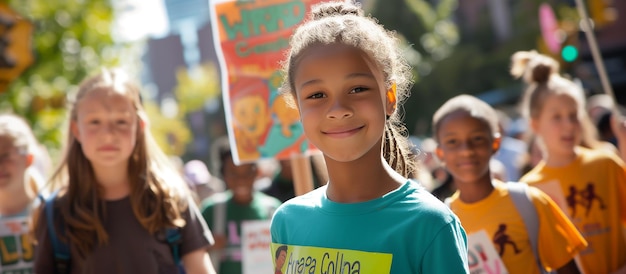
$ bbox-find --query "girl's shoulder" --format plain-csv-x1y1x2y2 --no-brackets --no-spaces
270,186,325,230
405,181,460,222
578,146,625,168
353,180,461,227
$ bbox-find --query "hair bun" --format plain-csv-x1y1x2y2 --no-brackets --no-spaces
510,50,559,84
311,0,363,20
529,62,555,83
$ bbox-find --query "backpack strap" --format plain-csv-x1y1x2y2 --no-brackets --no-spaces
507,182,551,274
165,228,186,274
45,190,70,274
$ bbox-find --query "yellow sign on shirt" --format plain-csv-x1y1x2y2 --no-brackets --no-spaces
270,243,392,274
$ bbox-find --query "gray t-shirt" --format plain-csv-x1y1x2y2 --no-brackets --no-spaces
34,196,213,274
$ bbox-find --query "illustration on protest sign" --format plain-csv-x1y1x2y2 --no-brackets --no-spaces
210,0,325,164
0,4,34,93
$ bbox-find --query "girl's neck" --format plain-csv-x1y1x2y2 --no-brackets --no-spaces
0,186,32,216
324,153,404,203
455,173,495,204
92,165,131,200
544,148,578,167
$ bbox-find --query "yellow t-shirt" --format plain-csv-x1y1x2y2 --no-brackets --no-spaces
448,180,587,274
521,147,626,274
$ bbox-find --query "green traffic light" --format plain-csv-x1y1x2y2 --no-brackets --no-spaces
561,45,579,62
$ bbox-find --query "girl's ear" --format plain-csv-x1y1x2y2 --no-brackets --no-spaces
70,121,81,142
434,146,445,162
492,134,502,152
385,83,397,116
138,111,150,129
26,154,34,167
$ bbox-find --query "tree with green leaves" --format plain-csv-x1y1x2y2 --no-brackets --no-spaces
1,0,128,160
370,0,578,136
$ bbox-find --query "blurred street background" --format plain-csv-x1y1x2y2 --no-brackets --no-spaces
1,0,625,170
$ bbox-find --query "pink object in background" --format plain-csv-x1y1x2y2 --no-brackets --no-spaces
539,3,561,54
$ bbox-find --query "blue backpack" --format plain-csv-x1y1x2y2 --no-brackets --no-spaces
43,191,185,274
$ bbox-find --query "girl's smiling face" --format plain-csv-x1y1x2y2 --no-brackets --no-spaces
436,110,499,186
293,44,395,163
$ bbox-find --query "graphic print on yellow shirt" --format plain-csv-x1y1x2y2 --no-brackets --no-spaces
493,224,522,256
270,243,392,274
564,183,606,219
449,181,586,274
520,147,626,274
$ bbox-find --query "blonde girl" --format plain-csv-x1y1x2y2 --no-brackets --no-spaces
514,50,626,274
33,68,216,274
0,113,44,273
269,1,469,273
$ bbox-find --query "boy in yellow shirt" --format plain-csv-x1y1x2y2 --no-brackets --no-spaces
433,95,587,274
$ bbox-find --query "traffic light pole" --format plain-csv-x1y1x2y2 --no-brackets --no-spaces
573,0,616,109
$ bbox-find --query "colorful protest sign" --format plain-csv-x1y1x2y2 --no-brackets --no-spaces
241,220,272,274
270,243,393,274
0,4,34,94
467,230,509,274
209,0,324,164
0,217,34,274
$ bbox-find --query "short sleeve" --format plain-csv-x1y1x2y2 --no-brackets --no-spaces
531,186,587,270
180,199,214,256
270,203,288,245
420,218,469,273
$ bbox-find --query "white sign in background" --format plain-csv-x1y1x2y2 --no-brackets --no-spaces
241,220,272,274
467,230,509,274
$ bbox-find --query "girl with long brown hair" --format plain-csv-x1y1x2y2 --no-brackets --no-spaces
33,68,216,274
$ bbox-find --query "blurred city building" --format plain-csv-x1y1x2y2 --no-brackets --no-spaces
113,0,225,163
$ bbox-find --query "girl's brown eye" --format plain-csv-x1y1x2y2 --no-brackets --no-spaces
308,93,324,99
350,87,369,93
